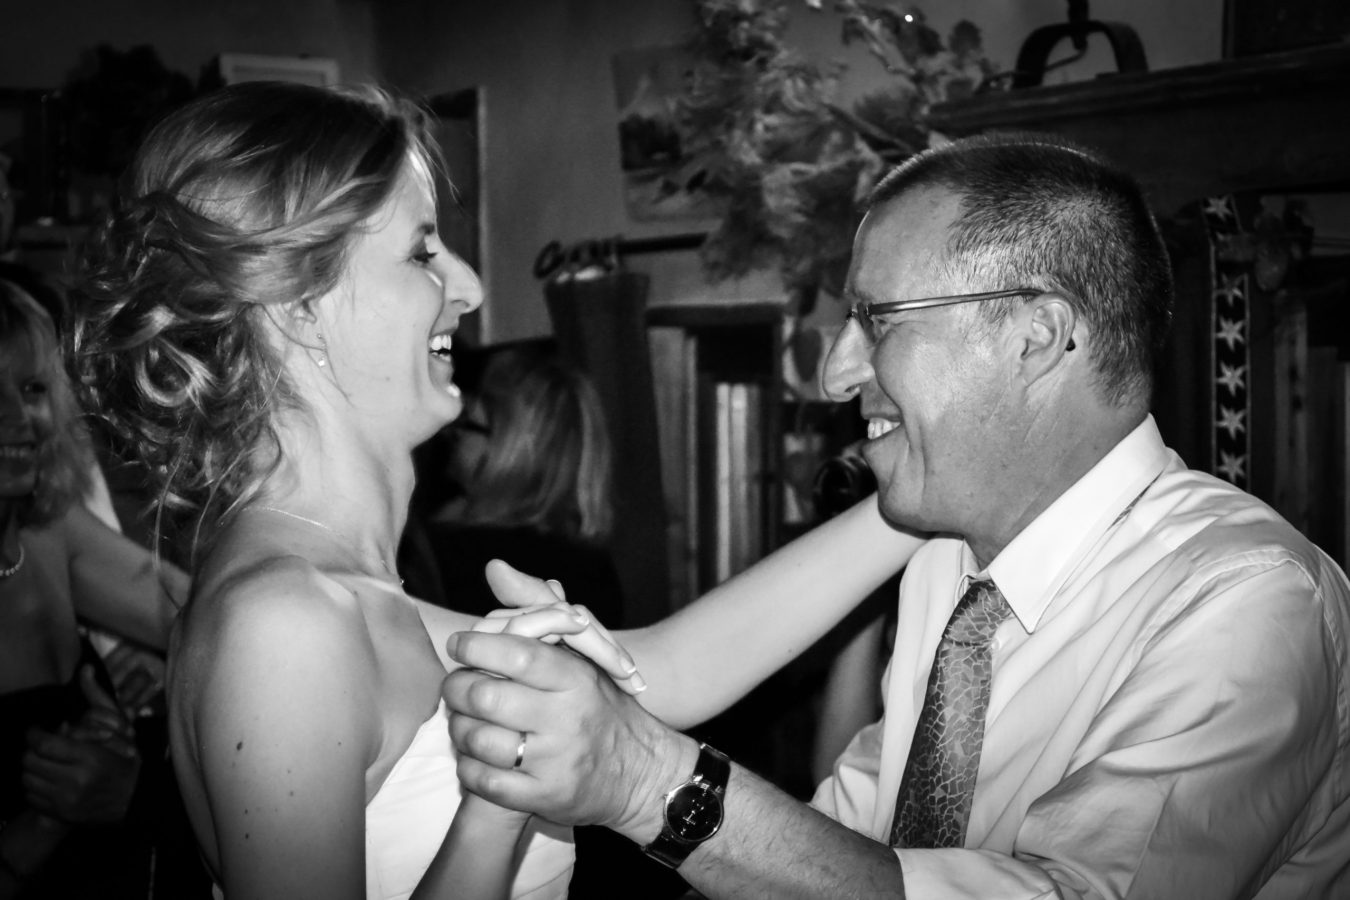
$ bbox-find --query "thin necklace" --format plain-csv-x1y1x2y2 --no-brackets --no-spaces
249,505,403,587
0,541,23,579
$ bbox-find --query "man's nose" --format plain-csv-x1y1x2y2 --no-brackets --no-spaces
821,315,873,402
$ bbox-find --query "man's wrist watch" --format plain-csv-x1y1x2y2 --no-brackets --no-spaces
642,742,730,869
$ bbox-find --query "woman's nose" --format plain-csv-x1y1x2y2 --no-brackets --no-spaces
821,315,874,402
438,253,484,314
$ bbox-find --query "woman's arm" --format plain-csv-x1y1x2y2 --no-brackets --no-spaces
64,504,189,650
413,794,528,900
195,567,528,900
413,601,479,672
479,495,924,729
194,575,373,899
625,494,922,727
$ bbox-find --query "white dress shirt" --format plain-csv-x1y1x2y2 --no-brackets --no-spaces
812,417,1350,899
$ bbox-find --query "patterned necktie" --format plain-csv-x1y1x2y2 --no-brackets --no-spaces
890,578,1012,848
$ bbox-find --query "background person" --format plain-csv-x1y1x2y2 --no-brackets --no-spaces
405,340,652,899
409,341,624,630
0,278,190,898
442,132,1350,899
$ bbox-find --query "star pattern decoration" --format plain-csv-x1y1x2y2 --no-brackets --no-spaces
1217,451,1247,483
1217,406,1247,440
1206,194,1250,489
1204,196,1235,221
1216,316,1246,351
1216,362,1247,395
1214,274,1246,307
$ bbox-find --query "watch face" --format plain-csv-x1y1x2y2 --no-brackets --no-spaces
665,783,723,842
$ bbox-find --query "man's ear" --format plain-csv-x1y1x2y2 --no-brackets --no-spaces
1016,293,1078,385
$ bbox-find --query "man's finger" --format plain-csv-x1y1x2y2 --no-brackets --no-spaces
447,712,536,771
442,666,547,733
453,754,551,817
445,631,589,691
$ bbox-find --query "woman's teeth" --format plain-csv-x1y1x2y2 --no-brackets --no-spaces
429,333,453,359
868,419,898,440
0,444,34,461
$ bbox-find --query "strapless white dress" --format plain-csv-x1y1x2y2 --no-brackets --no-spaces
212,700,575,899
367,699,574,899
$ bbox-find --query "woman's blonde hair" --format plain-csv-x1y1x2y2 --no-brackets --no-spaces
0,279,93,527
71,81,442,561
449,345,614,542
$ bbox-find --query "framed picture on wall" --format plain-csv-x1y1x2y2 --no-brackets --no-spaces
218,53,339,86
611,46,721,223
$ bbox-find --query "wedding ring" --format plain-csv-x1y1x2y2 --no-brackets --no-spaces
513,731,528,770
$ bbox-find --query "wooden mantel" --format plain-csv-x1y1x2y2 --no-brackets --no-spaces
926,44,1350,215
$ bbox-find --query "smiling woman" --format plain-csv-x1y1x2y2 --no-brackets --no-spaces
68,81,634,900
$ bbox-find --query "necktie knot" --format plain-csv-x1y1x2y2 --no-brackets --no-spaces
946,579,1011,645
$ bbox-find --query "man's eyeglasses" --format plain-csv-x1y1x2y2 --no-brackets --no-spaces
847,288,1040,344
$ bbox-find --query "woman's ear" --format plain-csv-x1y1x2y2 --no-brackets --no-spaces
1017,293,1078,385
266,299,328,368
293,298,320,326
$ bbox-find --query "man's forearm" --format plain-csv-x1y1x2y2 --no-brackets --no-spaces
617,731,907,899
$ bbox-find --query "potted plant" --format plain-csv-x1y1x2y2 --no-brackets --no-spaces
671,0,1004,315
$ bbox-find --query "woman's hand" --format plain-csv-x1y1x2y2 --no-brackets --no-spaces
101,641,166,717
471,560,646,695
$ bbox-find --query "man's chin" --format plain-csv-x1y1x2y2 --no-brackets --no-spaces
875,493,943,539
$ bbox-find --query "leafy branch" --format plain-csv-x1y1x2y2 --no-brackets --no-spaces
671,0,1002,306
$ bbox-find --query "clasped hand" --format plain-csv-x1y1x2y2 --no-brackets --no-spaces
442,560,671,835
22,665,141,826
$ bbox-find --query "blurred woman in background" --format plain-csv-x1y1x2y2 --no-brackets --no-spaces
0,278,187,898
416,343,625,630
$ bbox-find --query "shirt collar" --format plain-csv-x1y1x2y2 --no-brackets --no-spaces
983,415,1172,631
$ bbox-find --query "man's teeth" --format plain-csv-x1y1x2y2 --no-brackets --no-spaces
0,445,34,460
868,419,898,440
429,333,453,356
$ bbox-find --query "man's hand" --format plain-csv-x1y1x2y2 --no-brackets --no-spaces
474,560,647,695
21,666,140,825
443,630,694,842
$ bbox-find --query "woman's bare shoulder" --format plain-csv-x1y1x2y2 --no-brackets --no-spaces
173,552,375,714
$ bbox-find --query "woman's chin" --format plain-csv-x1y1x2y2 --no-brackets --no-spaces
422,385,464,434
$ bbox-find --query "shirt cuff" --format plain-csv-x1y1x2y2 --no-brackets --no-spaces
897,848,1062,899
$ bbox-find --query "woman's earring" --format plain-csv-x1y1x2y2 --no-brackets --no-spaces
315,330,328,368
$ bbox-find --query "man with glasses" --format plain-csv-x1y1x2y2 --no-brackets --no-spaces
443,132,1350,898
